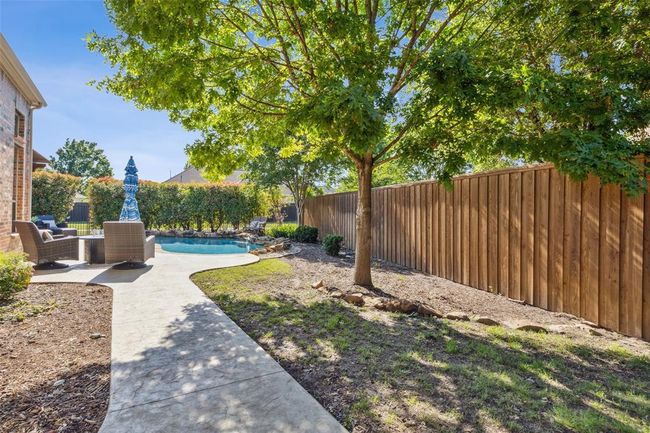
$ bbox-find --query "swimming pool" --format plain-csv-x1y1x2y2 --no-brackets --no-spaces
155,236,263,254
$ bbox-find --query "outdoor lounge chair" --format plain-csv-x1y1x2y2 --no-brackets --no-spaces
34,215,77,237
247,217,267,235
14,221,79,269
103,221,155,269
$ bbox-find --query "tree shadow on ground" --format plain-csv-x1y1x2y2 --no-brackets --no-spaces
197,274,650,433
0,362,110,433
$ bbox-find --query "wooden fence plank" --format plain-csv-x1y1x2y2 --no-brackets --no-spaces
488,175,499,293
535,169,550,309
420,183,431,274
462,178,470,285
509,172,522,300
642,187,650,340
599,184,620,331
548,169,564,311
581,176,600,323
470,177,479,287
447,186,455,280
521,171,535,303
564,178,582,316
432,184,439,275
439,185,447,278
620,193,644,337
479,177,488,291
498,173,510,296
454,182,462,282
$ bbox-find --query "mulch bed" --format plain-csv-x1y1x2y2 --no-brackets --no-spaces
0,283,112,433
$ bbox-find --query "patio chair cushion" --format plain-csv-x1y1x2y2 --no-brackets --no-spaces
39,230,54,241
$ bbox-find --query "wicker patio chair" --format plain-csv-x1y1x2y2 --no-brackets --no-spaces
103,221,155,269
14,221,79,269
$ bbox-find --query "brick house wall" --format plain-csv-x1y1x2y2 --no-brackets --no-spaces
0,71,33,251
0,34,46,252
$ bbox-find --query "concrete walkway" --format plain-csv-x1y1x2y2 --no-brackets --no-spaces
32,250,347,433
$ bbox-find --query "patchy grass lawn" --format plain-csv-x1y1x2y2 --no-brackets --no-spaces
193,257,650,433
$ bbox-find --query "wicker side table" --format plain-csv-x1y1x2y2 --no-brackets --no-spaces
80,235,105,264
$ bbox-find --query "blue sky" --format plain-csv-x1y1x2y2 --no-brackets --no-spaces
0,0,198,181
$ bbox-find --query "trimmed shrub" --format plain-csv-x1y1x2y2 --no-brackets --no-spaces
291,225,318,243
0,252,32,300
87,179,268,231
31,171,81,222
86,177,122,227
267,223,298,238
322,234,344,256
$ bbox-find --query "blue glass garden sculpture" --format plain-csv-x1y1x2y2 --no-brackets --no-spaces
119,156,141,221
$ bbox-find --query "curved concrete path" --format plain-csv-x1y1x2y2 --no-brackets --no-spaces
32,250,347,433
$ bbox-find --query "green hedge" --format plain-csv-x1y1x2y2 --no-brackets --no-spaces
0,252,32,300
87,179,267,230
31,171,81,222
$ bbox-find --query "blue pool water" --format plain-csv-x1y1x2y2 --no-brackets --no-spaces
155,236,263,254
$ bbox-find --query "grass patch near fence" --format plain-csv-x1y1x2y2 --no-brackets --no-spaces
193,258,650,433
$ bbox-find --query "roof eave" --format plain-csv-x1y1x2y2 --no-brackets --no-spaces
0,33,47,109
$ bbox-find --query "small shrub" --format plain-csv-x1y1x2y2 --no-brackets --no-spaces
291,225,318,243
267,223,297,238
0,252,32,300
323,234,344,256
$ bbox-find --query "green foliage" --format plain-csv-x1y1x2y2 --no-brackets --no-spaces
291,225,318,243
322,234,344,256
0,252,32,301
49,139,113,186
86,179,266,230
337,160,429,191
266,223,298,239
31,171,81,222
90,0,650,284
86,177,123,227
236,140,341,224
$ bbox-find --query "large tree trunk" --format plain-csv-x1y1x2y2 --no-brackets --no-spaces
354,155,373,286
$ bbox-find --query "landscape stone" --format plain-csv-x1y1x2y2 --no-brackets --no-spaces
311,280,324,289
516,324,548,333
445,311,470,321
417,304,443,318
376,299,418,314
343,293,365,306
474,316,500,326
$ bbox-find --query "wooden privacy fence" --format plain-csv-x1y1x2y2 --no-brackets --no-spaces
304,163,650,341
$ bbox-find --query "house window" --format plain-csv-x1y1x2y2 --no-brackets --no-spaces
14,110,26,141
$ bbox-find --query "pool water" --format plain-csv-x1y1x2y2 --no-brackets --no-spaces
155,236,263,254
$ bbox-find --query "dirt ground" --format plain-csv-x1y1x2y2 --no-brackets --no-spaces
293,244,650,354
0,283,112,433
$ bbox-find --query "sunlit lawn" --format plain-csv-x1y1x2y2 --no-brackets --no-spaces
193,259,650,433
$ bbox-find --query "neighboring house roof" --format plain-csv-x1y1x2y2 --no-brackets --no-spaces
163,166,209,183
164,166,248,184
164,165,294,197
0,33,46,108
32,149,49,170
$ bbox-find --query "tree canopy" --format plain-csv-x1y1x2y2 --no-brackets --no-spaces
49,139,114,185
239,139,341,224
89,0,650,285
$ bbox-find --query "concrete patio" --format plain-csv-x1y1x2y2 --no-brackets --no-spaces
32,250,347,433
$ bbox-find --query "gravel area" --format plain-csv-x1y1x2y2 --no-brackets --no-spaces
0,283,112,433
